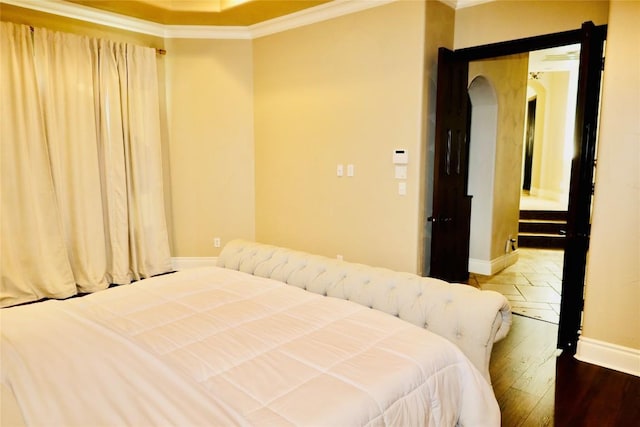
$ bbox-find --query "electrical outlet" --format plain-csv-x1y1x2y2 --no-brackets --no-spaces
505,235,517,253
214,237,221,248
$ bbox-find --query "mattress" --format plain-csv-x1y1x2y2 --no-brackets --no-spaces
0,266,500,426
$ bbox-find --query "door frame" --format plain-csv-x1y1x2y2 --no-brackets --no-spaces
430,22,607,352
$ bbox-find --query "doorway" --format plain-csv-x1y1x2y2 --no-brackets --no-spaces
428,22,607,352
466,49,570,325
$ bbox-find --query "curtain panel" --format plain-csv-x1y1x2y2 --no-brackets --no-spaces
0,22,171,307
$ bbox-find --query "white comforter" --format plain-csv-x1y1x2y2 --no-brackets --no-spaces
1,267,500,426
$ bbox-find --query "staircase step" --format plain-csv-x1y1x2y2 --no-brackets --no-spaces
518,209,569,249
518,233,566,249
519,220,567,234
520,210,568,221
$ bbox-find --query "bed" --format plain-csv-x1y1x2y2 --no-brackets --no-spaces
1,239,511,426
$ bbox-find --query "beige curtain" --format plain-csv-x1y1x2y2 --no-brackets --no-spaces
0,22,171,307
1,22,77,304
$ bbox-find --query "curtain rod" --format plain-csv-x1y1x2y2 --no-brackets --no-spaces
27,25,167,55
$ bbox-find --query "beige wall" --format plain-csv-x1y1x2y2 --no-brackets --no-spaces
164,38,255,256
581,0,640,350
253,0,431,273
454,0,609,49
535,71,571,201
526,81,547,195
469,54,529,261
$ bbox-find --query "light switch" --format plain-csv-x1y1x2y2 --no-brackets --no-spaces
337,164,344,177
398,182,407,196
347,164,354,177
394,165,407,179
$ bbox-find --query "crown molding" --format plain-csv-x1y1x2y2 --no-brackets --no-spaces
164,25,251,40
248,0,396,39
4,0,496,40
455,0,496,9
2,0,401,40
439,0,457,8
1,0,166,37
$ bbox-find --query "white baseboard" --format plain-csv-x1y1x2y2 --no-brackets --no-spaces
469,250,519,275
576,336,640,377
171,257,218,271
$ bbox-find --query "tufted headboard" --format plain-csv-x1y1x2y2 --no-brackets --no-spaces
217,239,512,383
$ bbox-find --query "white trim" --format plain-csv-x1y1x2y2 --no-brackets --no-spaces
469,250,519,276
248,0,397,39
2,0,166,37
171,257,218,271
410,0,496,10
455,0,496,10
439,0,457,8
2,0,399,40
576,336,640,377
164,25,251,39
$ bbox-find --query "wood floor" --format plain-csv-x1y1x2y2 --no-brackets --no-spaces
490,314,640,426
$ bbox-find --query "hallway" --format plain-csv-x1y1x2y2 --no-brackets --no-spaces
469,248,563,324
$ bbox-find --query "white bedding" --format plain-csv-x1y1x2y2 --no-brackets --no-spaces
1,267,500,426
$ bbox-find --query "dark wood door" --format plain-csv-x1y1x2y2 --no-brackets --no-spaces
429,22,606,351
557,22,607,352
523,98,537,191
429,48,472,282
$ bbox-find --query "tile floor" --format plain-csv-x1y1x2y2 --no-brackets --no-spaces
468,248,564,324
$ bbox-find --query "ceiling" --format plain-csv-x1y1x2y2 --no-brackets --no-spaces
0,0,498,39
529,43,581,72
59,0,492,27
64,0,335,26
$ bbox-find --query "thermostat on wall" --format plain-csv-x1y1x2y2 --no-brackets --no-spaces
393,149,408,164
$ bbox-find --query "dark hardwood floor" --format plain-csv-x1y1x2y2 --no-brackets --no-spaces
490,314,640,426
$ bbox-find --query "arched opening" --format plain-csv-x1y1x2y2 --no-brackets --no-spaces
467,75,498,274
